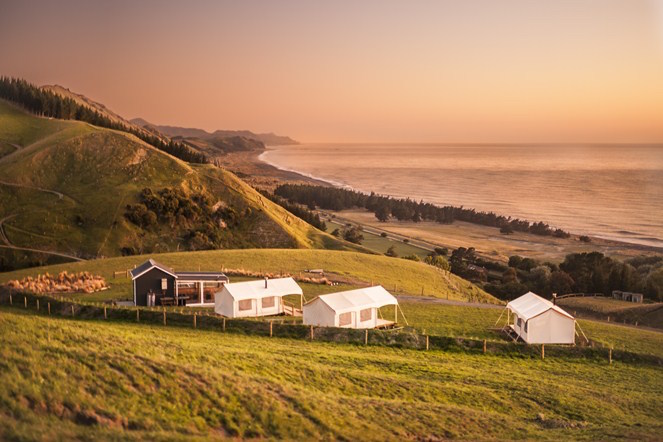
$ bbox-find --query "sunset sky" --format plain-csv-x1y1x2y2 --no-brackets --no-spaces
1,0,662,143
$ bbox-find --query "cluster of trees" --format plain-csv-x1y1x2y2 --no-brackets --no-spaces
258,191,327,231
0,77,208,164
331,225,364,244
274,184,570,237
124,187,245,252
448,248,663,302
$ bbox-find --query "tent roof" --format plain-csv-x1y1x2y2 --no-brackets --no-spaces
311,286,398,314
130,259,177,280
222,277,302,301
507,291,573,320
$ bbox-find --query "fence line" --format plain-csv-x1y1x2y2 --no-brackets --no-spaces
0,289,659,366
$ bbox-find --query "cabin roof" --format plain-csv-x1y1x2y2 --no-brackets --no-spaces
175,271,228,282
309,286,397,315
221,277,303,301
506,291,573,320
130,259,177,280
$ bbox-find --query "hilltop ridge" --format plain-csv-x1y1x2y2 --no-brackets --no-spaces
0,98,352,271
131,118,299,146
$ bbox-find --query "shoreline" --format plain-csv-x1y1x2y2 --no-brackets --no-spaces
257,148,663,253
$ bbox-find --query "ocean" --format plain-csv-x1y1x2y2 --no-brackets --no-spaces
260,144,663,248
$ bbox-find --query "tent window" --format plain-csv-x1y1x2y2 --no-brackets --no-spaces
161,278,168,290
360,308,372,322
339,312,352,326
262,296,275,308
238,299,252,311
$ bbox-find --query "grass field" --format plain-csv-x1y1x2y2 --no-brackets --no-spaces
558,297,663,330
0,307,661,440
0,249,497,304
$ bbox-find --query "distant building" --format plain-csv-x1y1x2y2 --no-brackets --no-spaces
130,259,228,307
612,290,644,303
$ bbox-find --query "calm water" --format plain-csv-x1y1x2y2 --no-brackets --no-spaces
260,144,663,248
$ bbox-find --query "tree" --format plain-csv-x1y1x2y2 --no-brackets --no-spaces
343,227,364,244
331,228,340,237
549,271,574,295
500,224,514,235
385,245,398,258
530,265,552,295
502,267,519,284
424,254,450,271
434,247,448,256
374,204,390,222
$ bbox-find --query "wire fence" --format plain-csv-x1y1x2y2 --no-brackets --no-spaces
0,287,659,366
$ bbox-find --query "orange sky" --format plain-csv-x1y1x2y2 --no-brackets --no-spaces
1,0,662,143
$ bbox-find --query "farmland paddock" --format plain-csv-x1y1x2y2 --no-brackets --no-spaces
0,287,659,366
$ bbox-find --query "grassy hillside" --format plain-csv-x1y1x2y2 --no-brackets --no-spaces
558,297,663,330
0,249,496,303
0,100,353,270
0,308,661,440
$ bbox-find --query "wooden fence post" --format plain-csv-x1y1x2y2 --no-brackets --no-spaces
163,310,166,326
425,335,429,351
607,316,610,322
24,296,27,308
483,339,487,354
541,344,545,360
104,306,107,320
36,299,40,311
71,305,75,317
269,320,273,337
9,294,12,305
47,302,51,316
222,317,226,332
310,325,314,341
364,329,368,345
609,348,612,365
194,313,197,329
136,309,140,322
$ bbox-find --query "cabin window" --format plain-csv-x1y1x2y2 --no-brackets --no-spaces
262,296,275,308
360,308,372,322
517,317,522,328
524,321,528,332
238,299,252,311
161,278,168,290
338,312,352,326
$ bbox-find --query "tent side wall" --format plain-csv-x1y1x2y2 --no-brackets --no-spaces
255,295,283,317
303,299,336,327
355,307,378,329
214,288,235,317
526,310,575,344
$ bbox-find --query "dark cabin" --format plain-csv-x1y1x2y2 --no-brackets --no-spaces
130,259,177,306
130,259,229,307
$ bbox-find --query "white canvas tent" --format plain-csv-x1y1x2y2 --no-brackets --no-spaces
214,277,303,318
505,291,575,344
303,286,399,329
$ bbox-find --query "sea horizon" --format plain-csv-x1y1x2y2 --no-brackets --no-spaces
260,143,663,249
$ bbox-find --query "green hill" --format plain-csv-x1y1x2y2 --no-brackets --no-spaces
0,100,352,271
0,305,660,440
0,249,497,303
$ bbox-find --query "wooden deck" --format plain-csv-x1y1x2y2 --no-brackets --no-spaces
375,319,396,329
283,304,302,317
